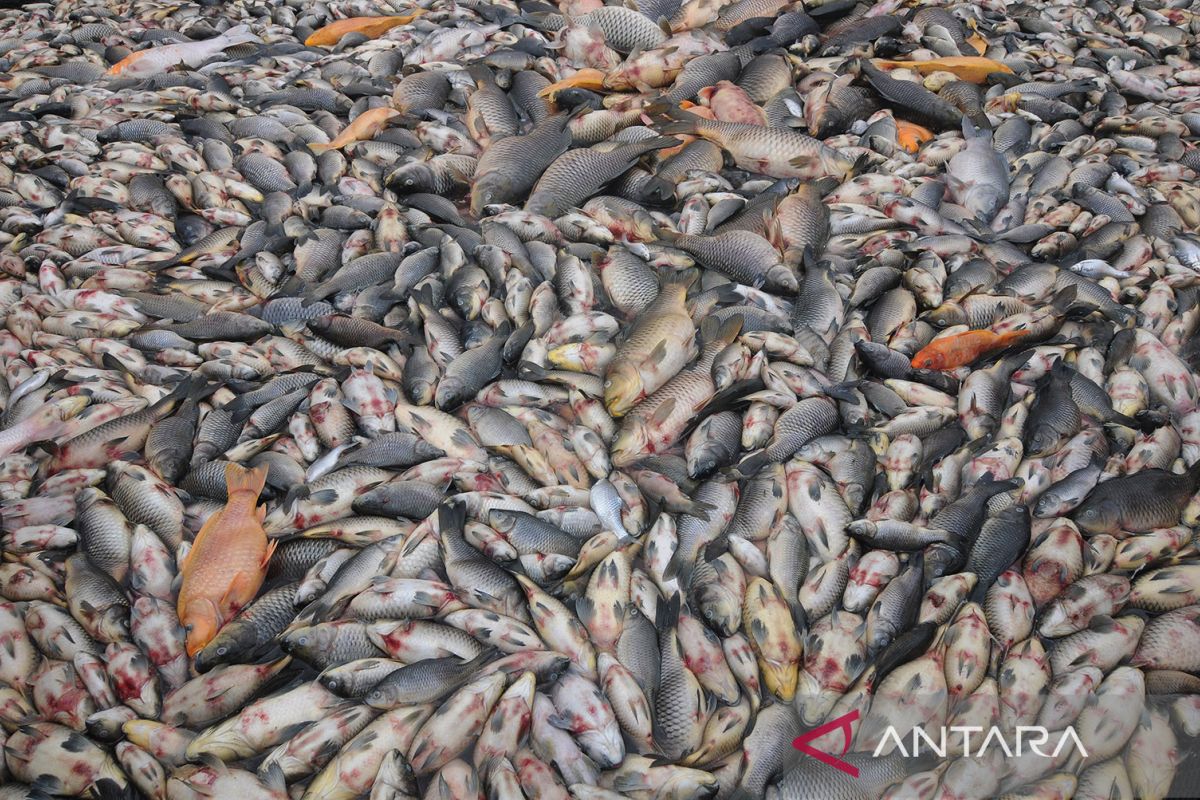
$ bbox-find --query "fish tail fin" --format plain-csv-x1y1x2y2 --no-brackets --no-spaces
823,381,863,404
412,283,438,310
1131,407,1167,432
657,119,697,136
518,360,548,380
467,62,496,85
639,175,675,205
640,98,670,117
516,11,556,29
655,591,682,630
651,104,700,132
302,281,330,303
186,375,218,402
259,763,285,794
469,645,500,668
699,313,743,347
89,779,136,800
1049,283,1080,312
702,534,729,562
661,266,699,289
967,577,988,605
637,136,684,155
654,226,680,244
148,374,204,416
848,152,871,178
221,24,264,46
733,450,769,477
225,462,269,498
662,547,687,584
437,501,467,535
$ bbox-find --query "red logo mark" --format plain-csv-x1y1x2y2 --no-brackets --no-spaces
792,709,861,778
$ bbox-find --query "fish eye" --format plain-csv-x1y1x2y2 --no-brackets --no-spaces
216,646,227,656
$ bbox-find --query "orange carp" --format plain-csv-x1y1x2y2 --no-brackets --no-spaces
304,12,426,47
177,463,276,657
309,107,401,153
911,328,1026,371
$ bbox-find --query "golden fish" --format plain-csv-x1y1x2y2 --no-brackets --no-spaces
177,463,276,658
872,56,1014,84
304,12,427,47
309,108,401,153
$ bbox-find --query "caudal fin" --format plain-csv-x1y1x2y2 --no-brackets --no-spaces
225,462,268,498
220,24,264,47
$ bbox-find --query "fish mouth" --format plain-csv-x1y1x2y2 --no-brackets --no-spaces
795,678,841,726
580,729,626,769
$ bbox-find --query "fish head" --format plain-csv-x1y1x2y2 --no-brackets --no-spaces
364,681,399,710
1073,497,1117,535
760,657,799,702
53,395,91,420
842,482,868,515
866,623,894,655
922,540,964,585
923,301,966,329
433,376,469,411
1037,603,1070,638
911,349,946,371
1024,424,1061,459
603,363,642,417
97,606,131,644
794,671,840,725
194,621,260,673
386,161,436,193
181,601,220,659
281,624,334,658
469,176,506,218
693,584,740,637
578,727,626,769
486,509,518,534
1032,489,1065,518
610,418,649,468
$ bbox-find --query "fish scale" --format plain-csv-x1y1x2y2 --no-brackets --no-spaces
3,0,1200,798
526,137,678,218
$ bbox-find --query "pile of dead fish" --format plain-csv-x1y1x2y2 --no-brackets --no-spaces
5,0,1200,797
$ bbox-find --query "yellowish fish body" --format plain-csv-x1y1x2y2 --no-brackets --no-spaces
177,463,275,657
304,12,426,47
309,108,401,153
